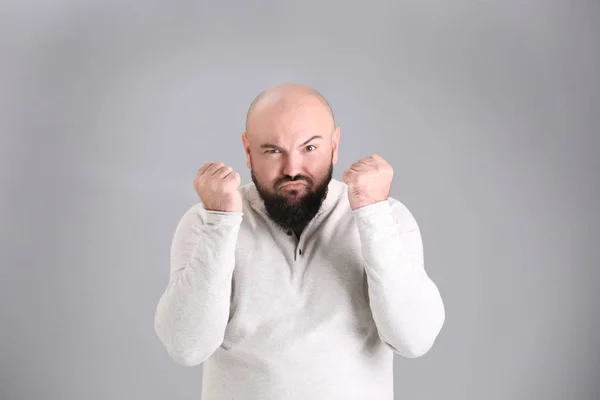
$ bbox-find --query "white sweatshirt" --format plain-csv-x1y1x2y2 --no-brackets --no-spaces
154,178,445,400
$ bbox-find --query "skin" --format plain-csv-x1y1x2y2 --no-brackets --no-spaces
241,83,341,205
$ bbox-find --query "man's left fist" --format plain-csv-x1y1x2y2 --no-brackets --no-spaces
342,154,393,210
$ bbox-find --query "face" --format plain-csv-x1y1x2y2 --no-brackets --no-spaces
242,94,340,232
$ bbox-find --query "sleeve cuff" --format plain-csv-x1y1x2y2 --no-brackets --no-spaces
202,209,244,226
352,199,393,221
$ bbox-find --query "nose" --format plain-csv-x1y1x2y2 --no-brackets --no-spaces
282,153,302,179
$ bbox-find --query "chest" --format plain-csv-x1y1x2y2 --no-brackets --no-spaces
221,211,375,352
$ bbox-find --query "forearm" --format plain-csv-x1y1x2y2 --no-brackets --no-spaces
154,209,242,366
353,200,445,358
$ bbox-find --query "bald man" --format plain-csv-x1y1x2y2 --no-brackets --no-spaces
154,83,445,400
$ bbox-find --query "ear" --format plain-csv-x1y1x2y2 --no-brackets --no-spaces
331,126,340,165
241,132,252,169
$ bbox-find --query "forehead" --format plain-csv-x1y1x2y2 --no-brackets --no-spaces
248,95,333,144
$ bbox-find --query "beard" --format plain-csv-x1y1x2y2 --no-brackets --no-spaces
251,162,333,233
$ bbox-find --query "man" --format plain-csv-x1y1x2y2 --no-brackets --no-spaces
154,83,445,399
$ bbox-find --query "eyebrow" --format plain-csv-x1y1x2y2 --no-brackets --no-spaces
260,135,323,149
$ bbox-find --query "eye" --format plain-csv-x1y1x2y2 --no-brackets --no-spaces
305,145,317,152
265,148,280,154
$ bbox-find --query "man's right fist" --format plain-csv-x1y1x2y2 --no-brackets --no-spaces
193,162,243,213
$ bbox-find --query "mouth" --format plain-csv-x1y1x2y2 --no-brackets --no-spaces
280,181,307,189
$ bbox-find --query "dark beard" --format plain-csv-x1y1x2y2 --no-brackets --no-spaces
251,164,333,234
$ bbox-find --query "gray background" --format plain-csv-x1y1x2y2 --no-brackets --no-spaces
1,1,598,399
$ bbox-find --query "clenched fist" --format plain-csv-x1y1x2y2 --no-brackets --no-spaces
193,162,243,213
342,154,393,210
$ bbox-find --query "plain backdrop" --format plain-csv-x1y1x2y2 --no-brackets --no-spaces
1,1,598,399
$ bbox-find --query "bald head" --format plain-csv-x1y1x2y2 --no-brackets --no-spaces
245,83,335,133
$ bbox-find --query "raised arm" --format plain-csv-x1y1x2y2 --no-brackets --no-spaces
154,162,244,366
342,154,445,358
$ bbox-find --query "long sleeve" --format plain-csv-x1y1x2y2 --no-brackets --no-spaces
352,199,445,358
154,204,243,366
